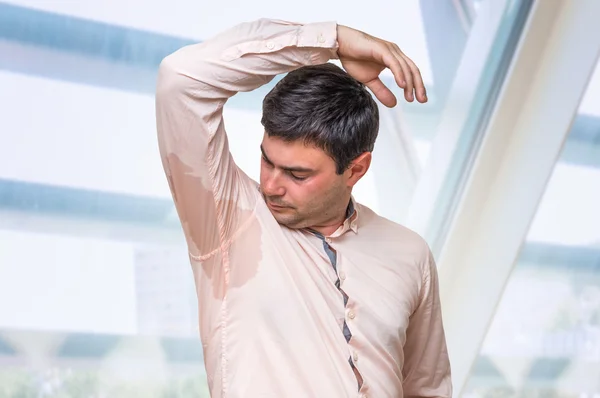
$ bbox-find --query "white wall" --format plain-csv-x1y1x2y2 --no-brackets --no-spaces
0,229,138,334
527,163,600,246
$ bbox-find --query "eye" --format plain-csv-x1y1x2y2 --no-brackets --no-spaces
289,172,308,181
261,155,273,167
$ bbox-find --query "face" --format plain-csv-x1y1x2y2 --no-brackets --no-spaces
259,133,370,230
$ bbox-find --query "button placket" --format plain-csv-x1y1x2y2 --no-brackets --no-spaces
310,228,364,391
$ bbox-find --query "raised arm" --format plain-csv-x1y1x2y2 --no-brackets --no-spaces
155,18,427,261
155,19,339,260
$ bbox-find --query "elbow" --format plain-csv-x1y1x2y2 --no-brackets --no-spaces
156,53,187,99
156,47,215,101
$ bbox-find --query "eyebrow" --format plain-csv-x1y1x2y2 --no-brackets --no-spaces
260,145,315,173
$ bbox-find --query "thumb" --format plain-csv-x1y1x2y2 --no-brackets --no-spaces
365,78,397,108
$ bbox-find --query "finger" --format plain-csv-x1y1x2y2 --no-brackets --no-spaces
365,77,397,108
402,53,427,103
390,46,415,102
373,44,407,89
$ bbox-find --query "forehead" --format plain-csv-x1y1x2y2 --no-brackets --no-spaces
260,133,334,169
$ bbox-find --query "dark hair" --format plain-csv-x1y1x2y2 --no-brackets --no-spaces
261,63,379,174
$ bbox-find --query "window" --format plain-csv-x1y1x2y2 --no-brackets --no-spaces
0,1,530,395
463,56,600,398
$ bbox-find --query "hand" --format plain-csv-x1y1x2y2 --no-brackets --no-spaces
336,25,427,107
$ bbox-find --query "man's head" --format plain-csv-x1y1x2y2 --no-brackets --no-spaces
260,63,379,230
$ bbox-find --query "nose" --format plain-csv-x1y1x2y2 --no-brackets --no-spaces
262,171,286,197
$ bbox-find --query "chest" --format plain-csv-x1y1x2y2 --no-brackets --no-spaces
240,229,421,346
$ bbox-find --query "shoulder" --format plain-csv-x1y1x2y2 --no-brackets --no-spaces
355,202,432,266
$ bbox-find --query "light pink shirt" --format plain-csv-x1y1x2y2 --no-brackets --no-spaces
156,18,451,398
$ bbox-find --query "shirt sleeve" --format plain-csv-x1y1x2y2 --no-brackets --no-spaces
155,19,338,261
402,246,453,397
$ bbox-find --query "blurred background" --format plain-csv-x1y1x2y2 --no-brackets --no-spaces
0,0,598,396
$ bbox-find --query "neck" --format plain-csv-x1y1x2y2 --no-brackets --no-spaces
309,216,346,237
308,197,353,236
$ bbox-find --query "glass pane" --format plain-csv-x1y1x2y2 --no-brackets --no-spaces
0,0,529,395
463,56,600,396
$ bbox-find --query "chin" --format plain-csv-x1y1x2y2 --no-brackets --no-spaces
271,212,305,229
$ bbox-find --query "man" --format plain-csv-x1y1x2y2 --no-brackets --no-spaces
156,18,451,398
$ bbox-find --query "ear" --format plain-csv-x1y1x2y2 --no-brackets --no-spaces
345,152,372,187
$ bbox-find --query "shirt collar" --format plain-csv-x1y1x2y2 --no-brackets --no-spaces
329,196,359,237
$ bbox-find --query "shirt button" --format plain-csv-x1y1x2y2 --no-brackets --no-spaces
348,311,355,320
266,41,275,49
325,237,332,244
317,34,326,43
353,352,359,362
339,271,346,280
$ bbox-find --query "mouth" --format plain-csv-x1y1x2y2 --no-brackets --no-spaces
267,201,290,211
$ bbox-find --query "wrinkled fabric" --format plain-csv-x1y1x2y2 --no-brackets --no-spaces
156,18,451,398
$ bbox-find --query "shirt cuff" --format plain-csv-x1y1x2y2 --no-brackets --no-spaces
297,21,339,63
